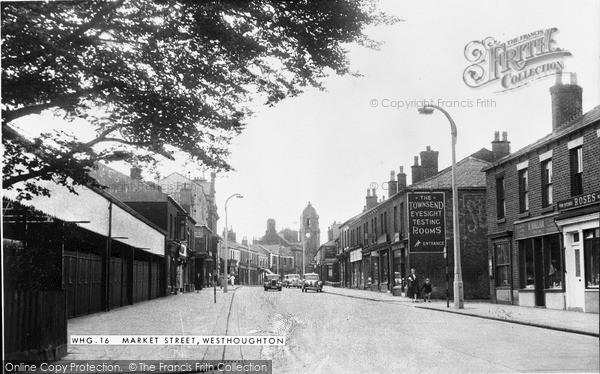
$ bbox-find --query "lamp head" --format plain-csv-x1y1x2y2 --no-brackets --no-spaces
237,194,243,199
418,107,434,115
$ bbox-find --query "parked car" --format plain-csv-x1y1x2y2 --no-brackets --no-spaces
264,274,282,291
284,274,301,288
301,273,323,292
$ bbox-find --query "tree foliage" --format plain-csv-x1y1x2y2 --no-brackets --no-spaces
2,0,397,199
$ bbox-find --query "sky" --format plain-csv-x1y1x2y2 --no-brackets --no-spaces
9,0,600,246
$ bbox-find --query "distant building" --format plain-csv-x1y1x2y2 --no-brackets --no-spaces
257,219,302,274
300,202,321,273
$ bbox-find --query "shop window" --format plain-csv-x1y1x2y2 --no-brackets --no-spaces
371,256,379,285
544,235,562,289
519,239,534,289
496,177,505,219
494,242,510,287
518,169,529,213
541,160,553,207
570,147,583,196
584,228,599,289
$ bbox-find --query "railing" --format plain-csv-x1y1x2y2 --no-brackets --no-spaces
4,290,68,360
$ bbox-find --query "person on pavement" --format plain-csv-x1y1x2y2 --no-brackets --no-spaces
407,268,420,302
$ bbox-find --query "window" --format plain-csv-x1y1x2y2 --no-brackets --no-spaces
496,176,505,219
518,169,529,213
393,206,398,232
570,147,583,196
519,239,534,289
544,235,562,289
373,217,377,238
541,160,553,207
494,242,510,287
383,211,387,234
584,228,599,289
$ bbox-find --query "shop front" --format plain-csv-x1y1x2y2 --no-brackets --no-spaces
391,241,407,290
349,247,362,289
514,215,563,309
555,193,600,313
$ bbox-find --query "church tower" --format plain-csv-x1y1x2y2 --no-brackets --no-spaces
300,202,320,271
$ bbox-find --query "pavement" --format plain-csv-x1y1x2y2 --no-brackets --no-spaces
322,285,600,337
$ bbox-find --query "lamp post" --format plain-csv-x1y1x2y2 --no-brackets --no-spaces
223,193,243,293
418,104,464,309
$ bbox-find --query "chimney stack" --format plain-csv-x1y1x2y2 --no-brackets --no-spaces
411,156,423,184
365,188,378,211
550,72,582,132
491,131,511,161
397,166,407,190
420,146,439,180
242,237,248,246
388,170,398,198
130,166,142,180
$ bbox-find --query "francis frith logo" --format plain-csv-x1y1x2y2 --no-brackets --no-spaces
463,27,572,91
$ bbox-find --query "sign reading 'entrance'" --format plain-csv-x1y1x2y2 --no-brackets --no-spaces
408,192,446,252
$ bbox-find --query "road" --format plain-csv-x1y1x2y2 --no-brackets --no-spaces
65,286,599,373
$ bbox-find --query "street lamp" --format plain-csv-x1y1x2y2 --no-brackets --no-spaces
418,104,464,309
223,193,243,293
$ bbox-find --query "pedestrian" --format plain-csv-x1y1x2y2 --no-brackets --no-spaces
407,268,419,302
421,278,432,302
230,274,235,286
194,272,203,292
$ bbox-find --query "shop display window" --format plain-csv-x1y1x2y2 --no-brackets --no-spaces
544,235,562,289
519,239,534,289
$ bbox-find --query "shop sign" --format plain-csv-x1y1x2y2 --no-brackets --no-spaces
393,232,400,243
408,192,446,252
514,216,559,239
377,234,388,244
350,250,362,263
557,191,600,211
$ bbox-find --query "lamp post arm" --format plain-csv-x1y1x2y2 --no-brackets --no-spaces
422,104,457,140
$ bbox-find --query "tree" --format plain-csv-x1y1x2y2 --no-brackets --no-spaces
2,0,397,200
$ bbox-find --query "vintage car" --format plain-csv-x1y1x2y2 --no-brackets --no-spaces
264,274,282,291
284,274,301,288
301,273,323,292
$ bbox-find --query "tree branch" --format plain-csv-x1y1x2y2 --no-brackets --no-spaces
2,85,110,124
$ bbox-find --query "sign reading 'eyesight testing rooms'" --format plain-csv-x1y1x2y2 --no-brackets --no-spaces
408,192,446,253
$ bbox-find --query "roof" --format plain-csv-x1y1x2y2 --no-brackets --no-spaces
337,149,492,229
319,240,336,248
259,244,294,257
409,156,490,189
483,105,600,171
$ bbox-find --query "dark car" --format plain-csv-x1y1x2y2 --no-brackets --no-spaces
301,273,323,293
264,274,282,291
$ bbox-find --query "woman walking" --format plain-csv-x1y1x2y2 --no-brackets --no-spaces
407,268,420,302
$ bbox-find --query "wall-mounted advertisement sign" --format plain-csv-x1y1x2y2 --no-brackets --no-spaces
408,192,446,253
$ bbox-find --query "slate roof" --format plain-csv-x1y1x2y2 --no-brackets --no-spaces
483,105,600,171
409,156,491,189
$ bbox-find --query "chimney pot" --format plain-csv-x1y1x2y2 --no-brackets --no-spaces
399,166,404,173
502,131,508,141
426,145,431,151
494,131,500,141
570,72,578,85
413,156,419,166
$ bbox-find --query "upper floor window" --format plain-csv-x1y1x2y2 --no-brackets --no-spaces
393,206,398,232
496,176,505,219
541,160,553,207
518,169,529,213
570,147,583,196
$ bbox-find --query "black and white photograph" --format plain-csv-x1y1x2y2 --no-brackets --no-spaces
2,1,599,373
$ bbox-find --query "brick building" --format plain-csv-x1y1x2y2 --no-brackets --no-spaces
337,139,508,299
484,73,599,313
